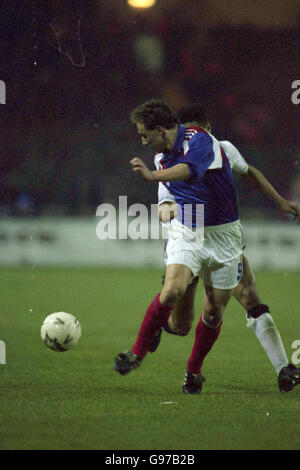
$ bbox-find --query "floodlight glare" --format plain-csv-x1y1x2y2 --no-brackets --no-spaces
127,0,157,8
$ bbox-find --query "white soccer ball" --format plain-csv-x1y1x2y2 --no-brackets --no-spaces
41,312,82,352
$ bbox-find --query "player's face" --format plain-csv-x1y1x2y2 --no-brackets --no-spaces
136,122,166,153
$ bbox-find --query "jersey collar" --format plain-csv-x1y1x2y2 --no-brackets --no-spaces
186,126,209,134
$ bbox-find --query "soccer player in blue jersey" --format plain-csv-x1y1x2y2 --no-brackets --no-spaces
152,103,300,393
114,99,300,394
114,99,243,393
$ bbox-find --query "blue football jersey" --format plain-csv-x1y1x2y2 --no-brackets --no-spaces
155,125,239,227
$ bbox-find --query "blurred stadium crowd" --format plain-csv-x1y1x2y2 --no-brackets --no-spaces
1,0,299,220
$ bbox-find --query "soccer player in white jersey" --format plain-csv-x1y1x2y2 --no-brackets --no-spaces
114,99,300,394
150,103,300,393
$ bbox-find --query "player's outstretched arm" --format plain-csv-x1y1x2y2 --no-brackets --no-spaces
242,164,300,225
130,157,191,182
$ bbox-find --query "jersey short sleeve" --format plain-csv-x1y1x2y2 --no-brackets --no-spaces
220,141,248,175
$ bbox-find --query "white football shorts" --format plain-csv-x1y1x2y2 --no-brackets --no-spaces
165,219,243,290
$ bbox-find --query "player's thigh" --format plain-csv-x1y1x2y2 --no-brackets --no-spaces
160,263,194,305
202,283,233,326
171,276,199,327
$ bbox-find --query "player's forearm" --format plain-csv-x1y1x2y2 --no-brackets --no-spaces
244,165,285,207
151,164,191,182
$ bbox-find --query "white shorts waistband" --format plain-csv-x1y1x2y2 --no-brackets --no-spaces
204,219,241,233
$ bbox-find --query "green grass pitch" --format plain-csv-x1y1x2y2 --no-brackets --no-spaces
0,267,300,450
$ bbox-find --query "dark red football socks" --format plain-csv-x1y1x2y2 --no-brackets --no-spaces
132,293,173,359
187,315,222,374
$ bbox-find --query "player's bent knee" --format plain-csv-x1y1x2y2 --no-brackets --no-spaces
203,312,223,328
160,283,187,305
172,321,192,336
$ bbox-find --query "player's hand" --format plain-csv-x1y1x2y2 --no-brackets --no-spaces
130,157,154,181
279,199,300,225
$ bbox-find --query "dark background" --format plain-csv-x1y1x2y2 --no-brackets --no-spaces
0,0,299,220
